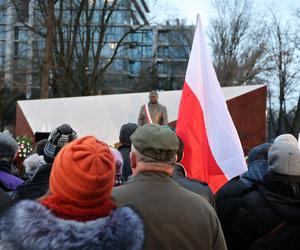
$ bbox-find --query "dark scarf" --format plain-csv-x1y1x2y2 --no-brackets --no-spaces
0,161,12,173
264,171,300,200
40,194,116,222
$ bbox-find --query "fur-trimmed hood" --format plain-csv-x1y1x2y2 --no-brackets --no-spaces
0,200,144,250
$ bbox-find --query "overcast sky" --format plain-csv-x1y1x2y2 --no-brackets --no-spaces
149,0,300,29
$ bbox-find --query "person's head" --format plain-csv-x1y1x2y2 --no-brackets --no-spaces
266,135,300,199
35,139,48,156
247,143,272,165
130,124,179,175
0,131,18,163
49,136,115,206
110,147,124,186
43,124,77,163
119,123,138,146
23,154,45,177
149,90,158,104
268,137,300,176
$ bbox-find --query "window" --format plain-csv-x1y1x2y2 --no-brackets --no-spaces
15,27,28,41
141,31,152,44
0,56,5,69
16,0,29,21
108,59,126,72
132,30,152,44
0,9,7,23
158,47,169,58
158,31,169,44
129,61,141,74
0,41,5,56
14,42,28,57
176,46,189,59
0,25,6,39
105,26,125,42
131,45,152,58
157,62,170,74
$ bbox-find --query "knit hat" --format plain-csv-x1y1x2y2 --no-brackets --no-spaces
119,123,138,145
273,134,298,147
268,140,300,176
44,124,77,163
0,131,18,158
131,124,179,161
50,136,115,206
247,143,272,164
24,154,45,177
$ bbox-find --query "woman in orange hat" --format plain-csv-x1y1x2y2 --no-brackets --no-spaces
0,136,144,250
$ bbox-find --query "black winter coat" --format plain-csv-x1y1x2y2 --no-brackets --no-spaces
118,145,132,181
15,163,52,200
216,171,300,250
0,188,12,215
172,164,214,205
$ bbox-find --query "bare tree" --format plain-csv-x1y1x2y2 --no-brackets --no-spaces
208,0,269,86
266,13,300,137
12,0,148,97
40,0,55,98
291,9,300,135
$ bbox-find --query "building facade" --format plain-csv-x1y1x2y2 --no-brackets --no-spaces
0,0,193,98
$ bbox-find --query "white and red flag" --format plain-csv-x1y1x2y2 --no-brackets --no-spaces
176,16,247,193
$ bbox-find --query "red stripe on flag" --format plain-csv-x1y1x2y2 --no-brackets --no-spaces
176,82,228,193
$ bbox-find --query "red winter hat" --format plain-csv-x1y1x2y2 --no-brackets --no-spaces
49,136,115,206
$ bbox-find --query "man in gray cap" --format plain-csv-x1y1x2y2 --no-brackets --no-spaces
113,124,226,250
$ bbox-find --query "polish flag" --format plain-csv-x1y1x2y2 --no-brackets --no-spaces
176,16,247,193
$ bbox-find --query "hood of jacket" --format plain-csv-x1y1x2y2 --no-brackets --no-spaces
0,200,144,250
241,160,268,184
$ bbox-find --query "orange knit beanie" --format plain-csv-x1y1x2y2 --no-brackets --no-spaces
49,136,115,206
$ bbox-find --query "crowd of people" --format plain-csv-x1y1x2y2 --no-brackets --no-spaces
0,118,299,249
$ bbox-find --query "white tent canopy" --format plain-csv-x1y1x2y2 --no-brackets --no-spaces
17,85,264,144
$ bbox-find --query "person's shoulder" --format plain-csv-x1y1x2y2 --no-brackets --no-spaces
139,104,145,111
186,177,209,186
112,181,133,195
158,103,167,109
174,176,211,191
175,182,211,203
